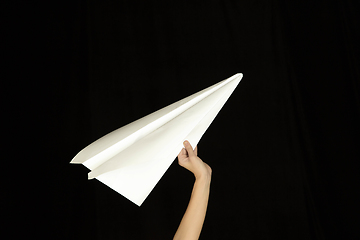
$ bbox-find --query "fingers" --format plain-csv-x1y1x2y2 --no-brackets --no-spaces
183,140,195,157
182,148,187,155
177,148,187,160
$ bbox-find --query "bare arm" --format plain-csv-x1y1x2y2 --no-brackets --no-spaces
173,141,212,240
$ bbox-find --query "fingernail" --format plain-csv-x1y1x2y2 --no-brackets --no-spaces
184,140,188,145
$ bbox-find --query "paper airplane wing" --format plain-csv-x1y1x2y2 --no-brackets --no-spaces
70,73,243,206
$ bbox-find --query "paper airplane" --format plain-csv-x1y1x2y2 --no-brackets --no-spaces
71,73,243,206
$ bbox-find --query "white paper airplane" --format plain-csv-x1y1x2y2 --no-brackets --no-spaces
70,73,243,206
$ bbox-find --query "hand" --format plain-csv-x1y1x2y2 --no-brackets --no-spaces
177,141,212,180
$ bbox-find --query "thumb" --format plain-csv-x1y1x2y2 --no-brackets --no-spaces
183,140,195,157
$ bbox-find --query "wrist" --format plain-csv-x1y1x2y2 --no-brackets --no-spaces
195,172,211,184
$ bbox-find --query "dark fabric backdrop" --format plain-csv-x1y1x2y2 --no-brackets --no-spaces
4,0,359,239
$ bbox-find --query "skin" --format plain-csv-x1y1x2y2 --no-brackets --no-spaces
173,140,212,240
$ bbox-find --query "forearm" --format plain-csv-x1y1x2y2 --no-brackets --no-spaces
173,175,211,240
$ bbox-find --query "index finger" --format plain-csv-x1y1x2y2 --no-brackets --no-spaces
183,140,195,157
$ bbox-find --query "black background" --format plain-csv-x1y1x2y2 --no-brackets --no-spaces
4,0,360,239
